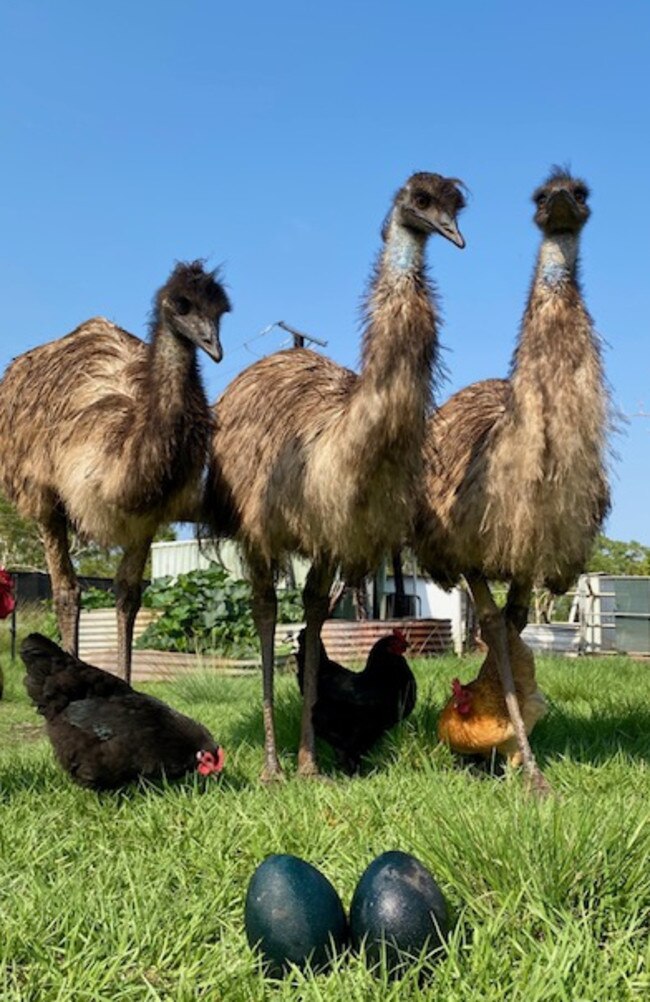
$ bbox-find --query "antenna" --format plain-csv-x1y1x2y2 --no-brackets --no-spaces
275,321,328,350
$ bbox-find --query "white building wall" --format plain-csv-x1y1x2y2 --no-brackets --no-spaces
151,539,309,587
422,582,467,655
382,576,466,653
151,539,234,579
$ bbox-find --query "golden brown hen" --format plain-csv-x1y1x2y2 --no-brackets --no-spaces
437,624,548,767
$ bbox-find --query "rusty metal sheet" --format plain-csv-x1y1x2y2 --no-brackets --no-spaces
321,618,452,660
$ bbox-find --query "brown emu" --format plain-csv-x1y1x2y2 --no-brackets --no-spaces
0,261,230,683
207,172,466,780
414,168,610,794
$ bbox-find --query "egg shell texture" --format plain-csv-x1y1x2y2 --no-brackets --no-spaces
349,850,448,975
244,853,348,977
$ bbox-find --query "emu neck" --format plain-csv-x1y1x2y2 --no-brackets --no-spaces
148,324,196,420
353,219,437,466
306,215,439,570
536,233,578,288
481,227,608,586
383,217,426,275
362,216,435,397
512,231,591,392
506,227,605,482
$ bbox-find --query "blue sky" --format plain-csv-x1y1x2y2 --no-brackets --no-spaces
1,1,648,543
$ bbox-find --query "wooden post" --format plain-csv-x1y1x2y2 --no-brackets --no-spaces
10,572,17,662
391,550,409,617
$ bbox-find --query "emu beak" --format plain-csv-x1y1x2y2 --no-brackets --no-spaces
433,212,465,248
186,316,224,364
548,189,577,207
200,327,223,364
546,189,581,226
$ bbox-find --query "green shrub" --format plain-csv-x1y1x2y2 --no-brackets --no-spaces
136,564,303,657
80,586,115,610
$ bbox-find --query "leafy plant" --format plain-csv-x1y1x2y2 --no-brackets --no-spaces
136,564,303,657
80,586,115,610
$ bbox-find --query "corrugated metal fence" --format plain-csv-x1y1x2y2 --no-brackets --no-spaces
79,609,157,659
279,618,452,660
79,612,452,663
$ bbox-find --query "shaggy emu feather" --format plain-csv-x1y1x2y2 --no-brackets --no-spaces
206,172,465,780
414,169,611,795
0,261,230,682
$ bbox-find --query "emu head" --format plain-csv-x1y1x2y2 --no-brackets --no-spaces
385,172,466,248
532,167,590,237
154,260,231,363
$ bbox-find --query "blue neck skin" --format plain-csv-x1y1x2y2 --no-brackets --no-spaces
537,233,578,288
384,216,425,274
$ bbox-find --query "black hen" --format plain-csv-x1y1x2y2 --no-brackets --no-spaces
21,633,224,789
296,629,417,773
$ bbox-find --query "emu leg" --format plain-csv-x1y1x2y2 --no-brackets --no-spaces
505,578,533,634
299,558,336,777
467,574,550,797
250,560,282,782
115,537,152,685
42,511,80,655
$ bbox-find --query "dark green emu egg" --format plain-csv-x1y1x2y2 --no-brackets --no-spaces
244,854,348,978
349,850,448,977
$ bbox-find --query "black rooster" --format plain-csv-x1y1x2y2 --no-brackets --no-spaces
22,633,223,789
296,629,416,772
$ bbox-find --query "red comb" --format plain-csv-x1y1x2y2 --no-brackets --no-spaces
196,748,225,776
387,628,408,654
451,678,472,715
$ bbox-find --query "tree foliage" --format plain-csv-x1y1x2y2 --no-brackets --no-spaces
0,494,46,570
587,533,650,576
493,532,650,625
0,491,175,578
74,523,176,580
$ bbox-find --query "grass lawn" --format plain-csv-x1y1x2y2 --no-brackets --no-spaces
1,616,649,1000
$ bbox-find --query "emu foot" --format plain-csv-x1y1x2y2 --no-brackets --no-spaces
301,771,334,785
523,765,552,799
260,759,285,784
297,749,322,779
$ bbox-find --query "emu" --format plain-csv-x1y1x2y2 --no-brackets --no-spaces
414,168,610,794
206,172,466,780
0,261,230,682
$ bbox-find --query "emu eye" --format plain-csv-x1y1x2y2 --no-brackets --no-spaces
175,296,192,316
414,191,432,210
536,193,547,206
574,188,587,204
